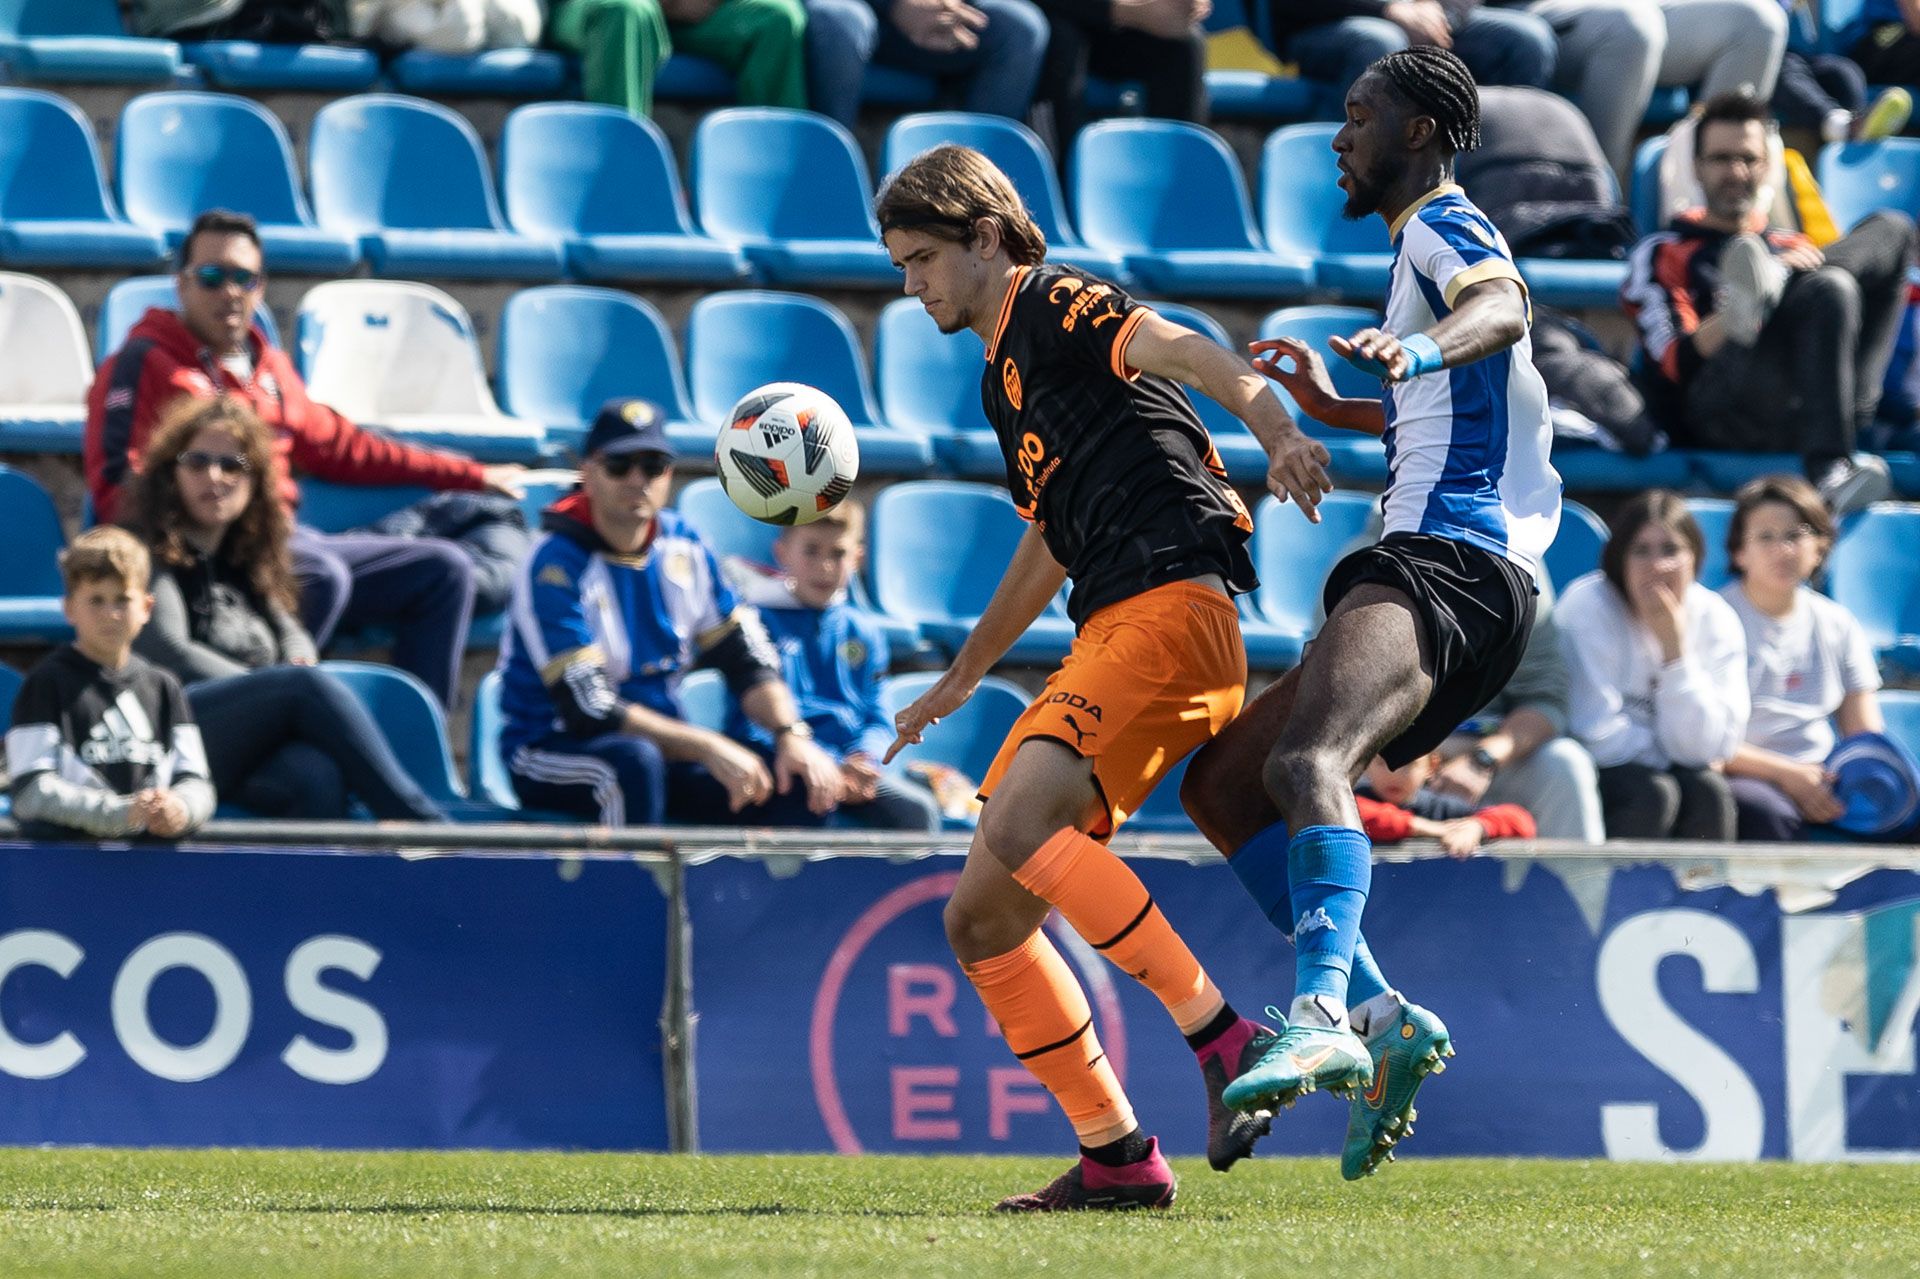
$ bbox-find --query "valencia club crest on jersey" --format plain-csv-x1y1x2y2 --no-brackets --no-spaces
1002,357,1022,411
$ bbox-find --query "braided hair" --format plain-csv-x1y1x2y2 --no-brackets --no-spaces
1371,46,1481,153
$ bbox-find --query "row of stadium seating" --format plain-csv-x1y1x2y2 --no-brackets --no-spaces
6,459,1917,680
10,84,1920,302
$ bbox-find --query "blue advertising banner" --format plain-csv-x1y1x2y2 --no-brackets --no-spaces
0,842,670,1150
686,853,1920,1162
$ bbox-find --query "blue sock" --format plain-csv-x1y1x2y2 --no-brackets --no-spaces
1225,819,1293,931
1287,825,1372,1008
1347,936,1390,1006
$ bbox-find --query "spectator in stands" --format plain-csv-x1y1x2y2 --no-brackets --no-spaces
1622,91,1916,517
1265,0,1558,121
728,503,943,831
496,399,843,826
1719,475,1888,841
1842,0,1920,95
547,0,809,117
122,396,449,824
1355,751,1538,857
1558,490,1747,841
5,528,214,842
1429,578,1608,843
84,209,526,709
804,0,1048,128
1769,0,1909,150
349,0,545,52
1027,0,1207,156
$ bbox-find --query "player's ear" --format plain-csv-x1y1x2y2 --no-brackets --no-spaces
971,216,1004,260
1405,113,1437,152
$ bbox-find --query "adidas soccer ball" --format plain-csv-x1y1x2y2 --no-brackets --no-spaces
714,382,860,526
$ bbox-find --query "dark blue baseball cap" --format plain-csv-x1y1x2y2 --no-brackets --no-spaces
583,398,672,461
1827,731,1920,839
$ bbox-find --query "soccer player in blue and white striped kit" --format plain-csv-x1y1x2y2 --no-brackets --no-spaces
1181,45,1563,1180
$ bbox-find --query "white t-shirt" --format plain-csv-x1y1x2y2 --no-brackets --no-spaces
1558,571,1749,770
1720,583,1881,762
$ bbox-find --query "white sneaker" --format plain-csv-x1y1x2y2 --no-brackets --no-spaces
1719,233,1788,347
1815,453,1893,518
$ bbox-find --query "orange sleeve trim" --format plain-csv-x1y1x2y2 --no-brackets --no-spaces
984,265,1030,365
1110,307,1150,382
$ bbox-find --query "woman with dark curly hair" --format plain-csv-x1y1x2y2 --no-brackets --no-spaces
124,396,446,821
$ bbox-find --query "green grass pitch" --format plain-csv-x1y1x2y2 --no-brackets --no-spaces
3,1149,1918,1278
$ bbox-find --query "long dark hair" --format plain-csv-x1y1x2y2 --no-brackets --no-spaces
124,395,298,615
1601,489,1705,597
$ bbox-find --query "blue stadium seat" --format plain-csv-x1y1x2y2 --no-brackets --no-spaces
691,108,896,286
881,670,1031,816
117,92,360,274
498,285,709,459
388,47,569,97
1071,119,1313,298
0,271,91,453
872,296,1001,477
97,273,281,355
871,482,1075,663
1644,86,1692,127
685,291,934,474
308,94,565,280
1827,505,1920,675
678,668,730,734
0,0,182,82
499,103,750,285
0,465,71,641
1204,70,1318,122
321,660,501,820
882,113,1130,283
0,89,166,268
655,53,735,101
1551,446,1694,492
1542,499,1609,594
1817,140,1920,234
1260,123,1393,299
1254,306,1389,483
182,41,380,90
1882,689,1920,763
1246,490,1377,667
1684,451,1802,494
295,481,433,535
1686,495,1736,592
470,669,521,809
1630,135,1668,236
1151,300,1272,483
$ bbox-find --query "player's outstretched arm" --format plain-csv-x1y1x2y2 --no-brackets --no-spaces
884,526,1065,763
1247,336,1386,437
1332,277,1530,384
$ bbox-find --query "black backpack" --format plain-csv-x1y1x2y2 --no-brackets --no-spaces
1458,86,1637,261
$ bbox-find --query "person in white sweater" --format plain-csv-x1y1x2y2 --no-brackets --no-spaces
1718,475,1885,841
1557,490,1747,839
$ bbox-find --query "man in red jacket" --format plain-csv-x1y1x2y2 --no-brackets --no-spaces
85,210,526,708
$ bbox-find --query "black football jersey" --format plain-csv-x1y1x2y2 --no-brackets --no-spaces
5,646,207,799
979,263,1256,626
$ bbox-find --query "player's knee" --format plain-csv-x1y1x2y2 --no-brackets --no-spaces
976,801,1063,873
1261,745,1343,817
942,895,1015,960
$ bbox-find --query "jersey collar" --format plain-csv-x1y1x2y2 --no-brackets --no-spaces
1388,183,1465,241
984,264,1030,365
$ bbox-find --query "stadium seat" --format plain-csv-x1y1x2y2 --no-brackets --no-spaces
1882,689,1920,763
1629,135,1669,236
182,40,380,90
0,660,18,818
0,272,90,453
0,465,71,641
97,273,281,354
1551,445,1694,492
1254,306,1390,483
1684,451,1803,495
685,291,934,473
1542,499,1610,594
1071,119,1313,297
1246,490,1377,667
880,670,1031,817
872,296,1001,477
1204,70,1318,122
0,0,182,82
296,280,547,462
117,92,361,273
387,47,569,97
320,660,485,818
1151,301,1273,483
691,108,896,286
1826,504,1920,676
678,668,730,734
469,669,520,809
295,480,434,535
870,482,1075,663
1817,140,1920,236
1686,495,1736,592
497,285,709,459
308,94,565,280
0,89,167,268
881,113,1130,283
500,104,751,285
1259,123,1393,299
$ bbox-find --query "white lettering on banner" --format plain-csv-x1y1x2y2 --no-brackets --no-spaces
282,936,387,1085
112,934,252,1083
1782,906,1920,1162
1598,909,1765,1161
0,928,386,1085
0,930,87,1079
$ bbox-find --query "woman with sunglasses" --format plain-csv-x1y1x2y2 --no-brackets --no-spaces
1719,475,1887,841
123,396,447,822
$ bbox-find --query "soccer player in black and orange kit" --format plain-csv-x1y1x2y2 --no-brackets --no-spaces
876,144,1334,1211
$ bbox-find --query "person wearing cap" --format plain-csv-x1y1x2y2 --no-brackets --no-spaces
493,399,844,826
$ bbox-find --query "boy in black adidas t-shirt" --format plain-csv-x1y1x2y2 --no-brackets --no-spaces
6,527,213,840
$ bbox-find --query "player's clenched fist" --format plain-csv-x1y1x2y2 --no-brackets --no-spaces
885,670,979,764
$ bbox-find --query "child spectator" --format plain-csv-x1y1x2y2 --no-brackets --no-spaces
5,528,214,840
727,503,942,831
1356,752,1538,858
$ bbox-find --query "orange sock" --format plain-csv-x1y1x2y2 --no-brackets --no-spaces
1014,828,1225,1034
963,932,1136,1147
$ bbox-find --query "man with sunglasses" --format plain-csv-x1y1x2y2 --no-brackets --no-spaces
495,399,844,826
84,209,527,708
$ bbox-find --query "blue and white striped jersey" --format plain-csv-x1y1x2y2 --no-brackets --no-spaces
1380,183,1562,580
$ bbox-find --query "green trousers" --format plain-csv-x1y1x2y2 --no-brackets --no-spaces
549,0,808,117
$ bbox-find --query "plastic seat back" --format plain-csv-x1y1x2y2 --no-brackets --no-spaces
1255,305,1383,435
693,108,881,244
1686,496,1737,592
884,112,1079,247
677,668,730,733
871,482,1030,624
1882,690,1920,762
469,669,516,806
500,102,699,238
1817,140,1920,235
0,663,22,732
676,476,780,569
118,91,314,233
1260,124,1390,258
320,660,465,804
297,280,503,421
685,291,884,428
1543,500,1610,595
1250,491,1377,634
0,88,123,222
873,296,991,438
0,273,90,408
881,671,1030,784
1071,120,1265,253
98,273,280,354
0,465,64,599
498,285,697,429
309,94,511,234
1827,506,1920,652
3,0,130,36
